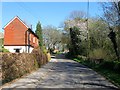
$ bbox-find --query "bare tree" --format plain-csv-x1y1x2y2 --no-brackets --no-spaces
64,10,87,40
69,10,87,20
102,1,120,26
42,25,62,52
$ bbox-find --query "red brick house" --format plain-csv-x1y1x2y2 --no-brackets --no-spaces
3,16,39,53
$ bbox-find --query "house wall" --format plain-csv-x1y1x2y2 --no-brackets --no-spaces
29,33,39,48
4,46,33,53
4,17,39,53
4,17,28,46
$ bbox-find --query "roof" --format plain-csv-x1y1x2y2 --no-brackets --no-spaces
28,28,39,39
3,16,39,39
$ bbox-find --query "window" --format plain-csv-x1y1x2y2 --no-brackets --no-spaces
30,34,32,41
33,37,35,43
15,49,20,53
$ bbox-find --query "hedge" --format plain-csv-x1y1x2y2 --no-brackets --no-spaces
2,48,49,84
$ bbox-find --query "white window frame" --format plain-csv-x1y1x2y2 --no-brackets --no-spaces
30,34,32,41
33,37,35,43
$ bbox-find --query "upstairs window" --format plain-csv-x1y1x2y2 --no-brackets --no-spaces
30,34,32,41
33,37,35,43
37,39,39,45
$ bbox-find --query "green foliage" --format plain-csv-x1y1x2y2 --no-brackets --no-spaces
35,21,43,48
64,6,120,87
88,48,107,60
74,57,120,87
47,53,51,61
116,26,120,59
43,46,48,54
69,26,82,56
0,48,9,52
0,38,3,46
73,58,81,63
100,69,120,87
102,2,120,60
69,18,118,61
61,33,70,51
89,19,109,49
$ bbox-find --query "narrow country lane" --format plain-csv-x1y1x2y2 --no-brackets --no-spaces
2,54,118,89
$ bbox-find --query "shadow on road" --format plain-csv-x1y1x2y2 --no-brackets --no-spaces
2,53,118,89
54,53,67,59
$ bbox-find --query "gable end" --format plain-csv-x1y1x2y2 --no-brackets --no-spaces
3,16,29,29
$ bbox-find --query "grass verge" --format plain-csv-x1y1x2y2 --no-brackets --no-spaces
73,58,120,88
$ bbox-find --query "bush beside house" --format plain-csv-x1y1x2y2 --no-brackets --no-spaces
0,48,9,53
2,48,50,84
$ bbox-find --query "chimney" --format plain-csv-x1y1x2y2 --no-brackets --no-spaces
31,25,32,30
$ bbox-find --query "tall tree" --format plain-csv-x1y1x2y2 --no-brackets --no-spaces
35,21,43,48
63,10,88,56
102,1,120,59
69,27,81,56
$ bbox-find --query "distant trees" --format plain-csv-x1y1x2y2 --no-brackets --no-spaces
62,8,119,60
42,25,62,53
35,21,43,48
61,32,70,51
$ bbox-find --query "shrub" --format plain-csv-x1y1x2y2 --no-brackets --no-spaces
89,48,107,62
47,53,51,61
0,48,9,52
43,46,48,54
32,48,43,67
99,61,115,70
114,61,120,73
98,61,120,73
32,47,48,67
77,55,87,61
